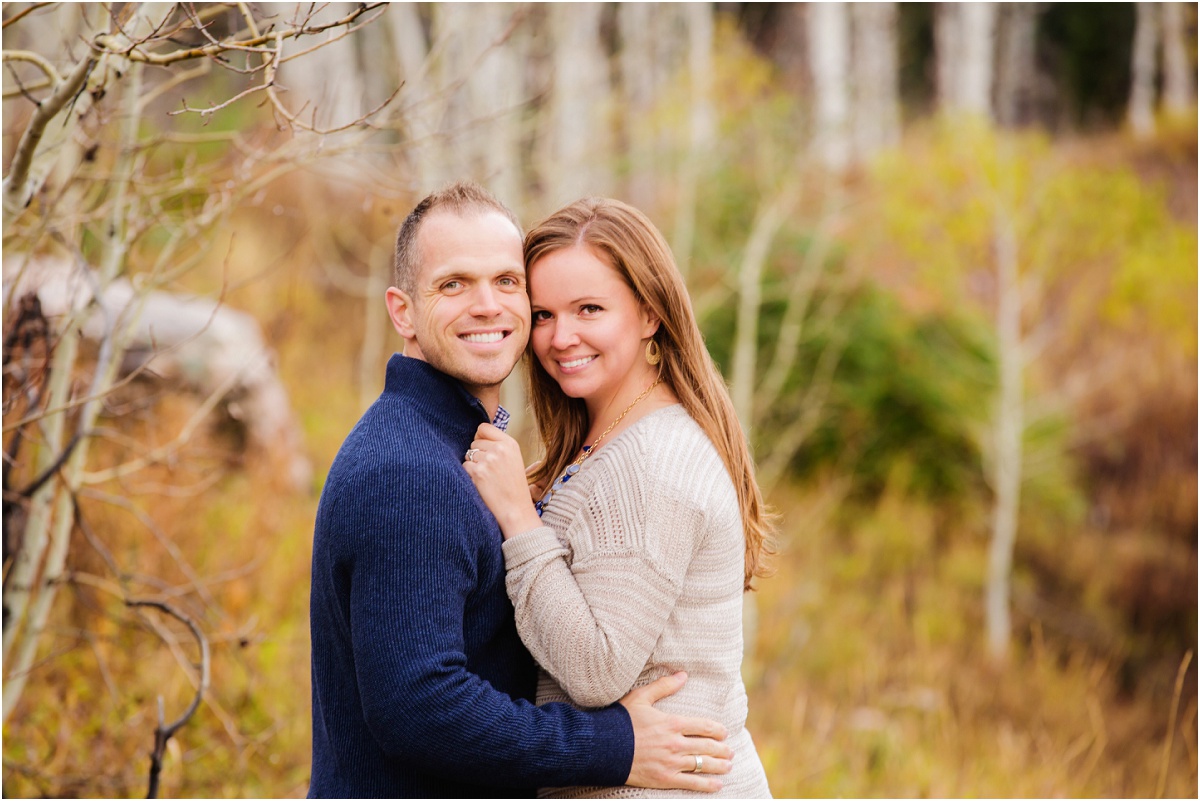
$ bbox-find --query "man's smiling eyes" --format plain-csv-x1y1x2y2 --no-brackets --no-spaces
439,275,523,292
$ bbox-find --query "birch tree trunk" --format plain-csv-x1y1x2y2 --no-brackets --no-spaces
995,3,1040,128
433,3,475,184
985,203,1025,662
852,2,901,159
807,2,852,171
464,4,524,207
935,4,960,111
1161,3,1194,115
936,3,997,119
389,3,448,190
672,3,716,279
1128,2,1160,139
5,47,155,720
544,3,610,206
280,2,367,132
960,4,997,117
730,184,802,432
619,3,658,211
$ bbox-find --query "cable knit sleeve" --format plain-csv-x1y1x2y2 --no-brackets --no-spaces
502,412,719,708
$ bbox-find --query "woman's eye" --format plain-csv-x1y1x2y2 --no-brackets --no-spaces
581,304,602,315
532,310,552,322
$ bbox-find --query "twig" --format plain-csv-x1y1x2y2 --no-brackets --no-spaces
170,79,272,119
11,432,84,500
2,2,54,30
1156,649,1194,798
125,599,210,800
2,74,55,100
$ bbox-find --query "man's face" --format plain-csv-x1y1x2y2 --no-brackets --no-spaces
386,209,530,401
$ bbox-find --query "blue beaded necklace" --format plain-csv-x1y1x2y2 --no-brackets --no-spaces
535,378,661,517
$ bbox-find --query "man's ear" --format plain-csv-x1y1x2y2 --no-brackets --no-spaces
385,287,416,339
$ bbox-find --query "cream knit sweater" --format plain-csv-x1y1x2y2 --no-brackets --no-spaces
502,405,771,798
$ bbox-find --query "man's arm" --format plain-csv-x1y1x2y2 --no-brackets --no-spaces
345,461,631,789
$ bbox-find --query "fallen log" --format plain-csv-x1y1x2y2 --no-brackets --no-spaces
3,256,312,491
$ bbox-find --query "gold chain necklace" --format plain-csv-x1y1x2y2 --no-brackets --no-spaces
536,377,662,517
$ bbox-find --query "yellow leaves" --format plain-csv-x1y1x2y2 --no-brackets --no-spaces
868,119,1196,356
1104,223,1199,354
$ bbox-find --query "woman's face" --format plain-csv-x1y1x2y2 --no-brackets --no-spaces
529,245,658,410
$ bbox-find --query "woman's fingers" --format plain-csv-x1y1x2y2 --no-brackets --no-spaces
463,425,543,537
473,422,508,441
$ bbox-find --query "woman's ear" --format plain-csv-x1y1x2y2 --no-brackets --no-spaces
640,304,661,339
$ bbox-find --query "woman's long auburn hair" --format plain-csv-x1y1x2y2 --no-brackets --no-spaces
523,197,776,590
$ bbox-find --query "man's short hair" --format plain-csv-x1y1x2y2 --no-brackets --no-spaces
392,181,523,293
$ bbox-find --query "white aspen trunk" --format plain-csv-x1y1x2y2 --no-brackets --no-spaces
985,204,1024,662
466,3,523,204
936,3,996,119
280,2,366,131
852,2,901,159
807,2,852,171
545,3,610,206
620,3,658,211
4,59,146,721
996,3,1039,128
1,293,80,663
389,3,447,190
433,3,475,182
958,3,997,118
672,3,716,279
730,187,798,432
652,5,690,124
935,3,962,112
1161,3,1194,115
1128,2,1160,139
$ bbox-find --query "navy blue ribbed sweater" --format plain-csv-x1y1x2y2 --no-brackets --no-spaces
309,355,635,798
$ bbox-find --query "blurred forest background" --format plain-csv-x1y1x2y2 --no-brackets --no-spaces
2,2,1196,797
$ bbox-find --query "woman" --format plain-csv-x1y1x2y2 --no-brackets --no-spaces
464,197,774,798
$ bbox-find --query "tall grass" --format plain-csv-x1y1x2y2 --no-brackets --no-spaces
747,480,1197,798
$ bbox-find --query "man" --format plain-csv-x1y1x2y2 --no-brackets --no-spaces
309,182,733,798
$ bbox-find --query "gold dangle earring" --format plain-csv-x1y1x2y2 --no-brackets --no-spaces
645,338,661,366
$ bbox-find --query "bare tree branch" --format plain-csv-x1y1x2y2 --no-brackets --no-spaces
2,53,97,226
3,48,64,83
1,3,54,30
125,598,210,800
90,3,385,66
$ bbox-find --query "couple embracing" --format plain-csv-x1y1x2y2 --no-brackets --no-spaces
309,182,774,798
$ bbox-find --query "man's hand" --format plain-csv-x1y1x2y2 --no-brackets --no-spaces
620,672,733,793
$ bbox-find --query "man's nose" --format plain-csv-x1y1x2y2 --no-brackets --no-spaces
469,283,502,317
